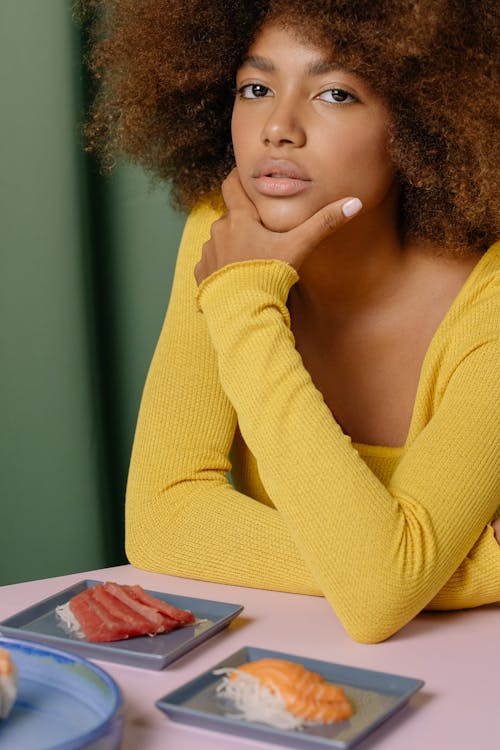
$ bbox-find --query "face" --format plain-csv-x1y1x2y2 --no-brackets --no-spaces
231,23,397,233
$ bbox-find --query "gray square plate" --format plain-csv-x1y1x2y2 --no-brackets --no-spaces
156,646,425,749
0,579,243,670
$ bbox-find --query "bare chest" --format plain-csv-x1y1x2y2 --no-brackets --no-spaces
289,302,443,447
288,251,479,447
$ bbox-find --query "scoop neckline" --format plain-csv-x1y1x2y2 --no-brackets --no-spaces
352,242,498,454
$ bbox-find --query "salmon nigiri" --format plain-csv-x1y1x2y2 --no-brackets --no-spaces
0,647,18,720
215,657,352,730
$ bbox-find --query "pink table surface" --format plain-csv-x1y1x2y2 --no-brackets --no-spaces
0,565,498,750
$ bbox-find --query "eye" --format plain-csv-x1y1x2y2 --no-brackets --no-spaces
317,88,357,104
237,83,272,99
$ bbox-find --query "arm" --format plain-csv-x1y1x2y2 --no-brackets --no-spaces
427,524,500,610
125,205,321,594
127,200,499,641
493,518,500,543
428,507,500,609
196,258,500,642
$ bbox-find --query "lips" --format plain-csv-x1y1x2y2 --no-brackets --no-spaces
252,159,312,197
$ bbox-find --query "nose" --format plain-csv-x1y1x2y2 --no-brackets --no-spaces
261,97,306,148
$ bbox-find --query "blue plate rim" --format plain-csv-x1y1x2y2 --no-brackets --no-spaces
0,634,123,750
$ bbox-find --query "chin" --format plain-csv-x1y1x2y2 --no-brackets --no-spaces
256,201,311,233
261,216,301,233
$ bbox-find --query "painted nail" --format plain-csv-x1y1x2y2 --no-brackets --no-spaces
342,198,363,218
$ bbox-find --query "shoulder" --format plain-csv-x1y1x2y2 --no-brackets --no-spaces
411,242,499,429
181,199,225,250
440,241,500,350
170,200,225,283
465,240,500,303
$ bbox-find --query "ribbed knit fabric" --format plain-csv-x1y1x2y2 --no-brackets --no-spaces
126,204,500,643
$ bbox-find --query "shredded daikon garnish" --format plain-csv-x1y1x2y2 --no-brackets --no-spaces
55,601,84,638
214,667,305,730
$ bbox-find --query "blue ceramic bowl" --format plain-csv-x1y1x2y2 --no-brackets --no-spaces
0,636,123,750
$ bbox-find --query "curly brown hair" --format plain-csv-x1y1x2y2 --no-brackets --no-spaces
79,0,499,253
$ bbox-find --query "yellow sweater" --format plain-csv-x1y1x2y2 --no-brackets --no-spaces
126,204,500,643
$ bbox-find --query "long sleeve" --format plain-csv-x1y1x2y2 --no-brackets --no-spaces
126,205,500,643
125,206,320,594
427,524,500,610
196,257,500,642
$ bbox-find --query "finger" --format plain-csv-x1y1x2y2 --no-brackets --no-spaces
290,197,363,250
221,168,259,217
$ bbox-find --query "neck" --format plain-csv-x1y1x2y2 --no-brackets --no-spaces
295,203,407,317
293,215,481,326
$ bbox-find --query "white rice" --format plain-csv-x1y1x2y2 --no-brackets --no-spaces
214,667,305,730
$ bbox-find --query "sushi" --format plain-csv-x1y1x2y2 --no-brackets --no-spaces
215,658,352,730
56,582,195,643
0,647,18,720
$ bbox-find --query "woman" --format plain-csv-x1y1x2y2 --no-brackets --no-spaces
82,0,499,642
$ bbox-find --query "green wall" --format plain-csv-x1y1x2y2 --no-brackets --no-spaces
0,1,185,584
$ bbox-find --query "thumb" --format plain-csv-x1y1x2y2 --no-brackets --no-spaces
290,196,363,252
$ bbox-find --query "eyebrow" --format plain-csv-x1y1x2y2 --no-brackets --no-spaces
240,55,343,76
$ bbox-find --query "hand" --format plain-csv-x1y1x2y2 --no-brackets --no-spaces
194,169,362,285
492,518,500,545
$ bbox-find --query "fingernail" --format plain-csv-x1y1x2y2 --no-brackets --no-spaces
342,198,363,218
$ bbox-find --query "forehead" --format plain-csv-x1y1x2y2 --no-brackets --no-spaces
242,21,334,67
237,20,382,104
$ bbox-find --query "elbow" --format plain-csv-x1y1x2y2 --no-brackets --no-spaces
124,493,167,574
344,625,396,645
334,595,418,644
124,530,155,573
342,617,410,644
124,485,193,576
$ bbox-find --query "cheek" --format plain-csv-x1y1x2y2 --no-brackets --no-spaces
230,110,238,146
231,109,251,166
336,128,395,203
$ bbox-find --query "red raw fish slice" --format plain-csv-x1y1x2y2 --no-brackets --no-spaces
125,585,195,625
122,587,180,630
66,582,196,643
69,589,132,642
103,582,165,630
91,584,160,635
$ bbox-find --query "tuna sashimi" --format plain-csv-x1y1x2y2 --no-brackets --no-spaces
91,585,160,633
102,582,166,631
124,584,195,625
69,590,135,642
58,582,195,643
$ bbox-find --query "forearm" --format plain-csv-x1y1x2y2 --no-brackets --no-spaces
427,524,500,609
125,206,319,594
198,260,500,642
126,474,319,594
125,358,321,594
